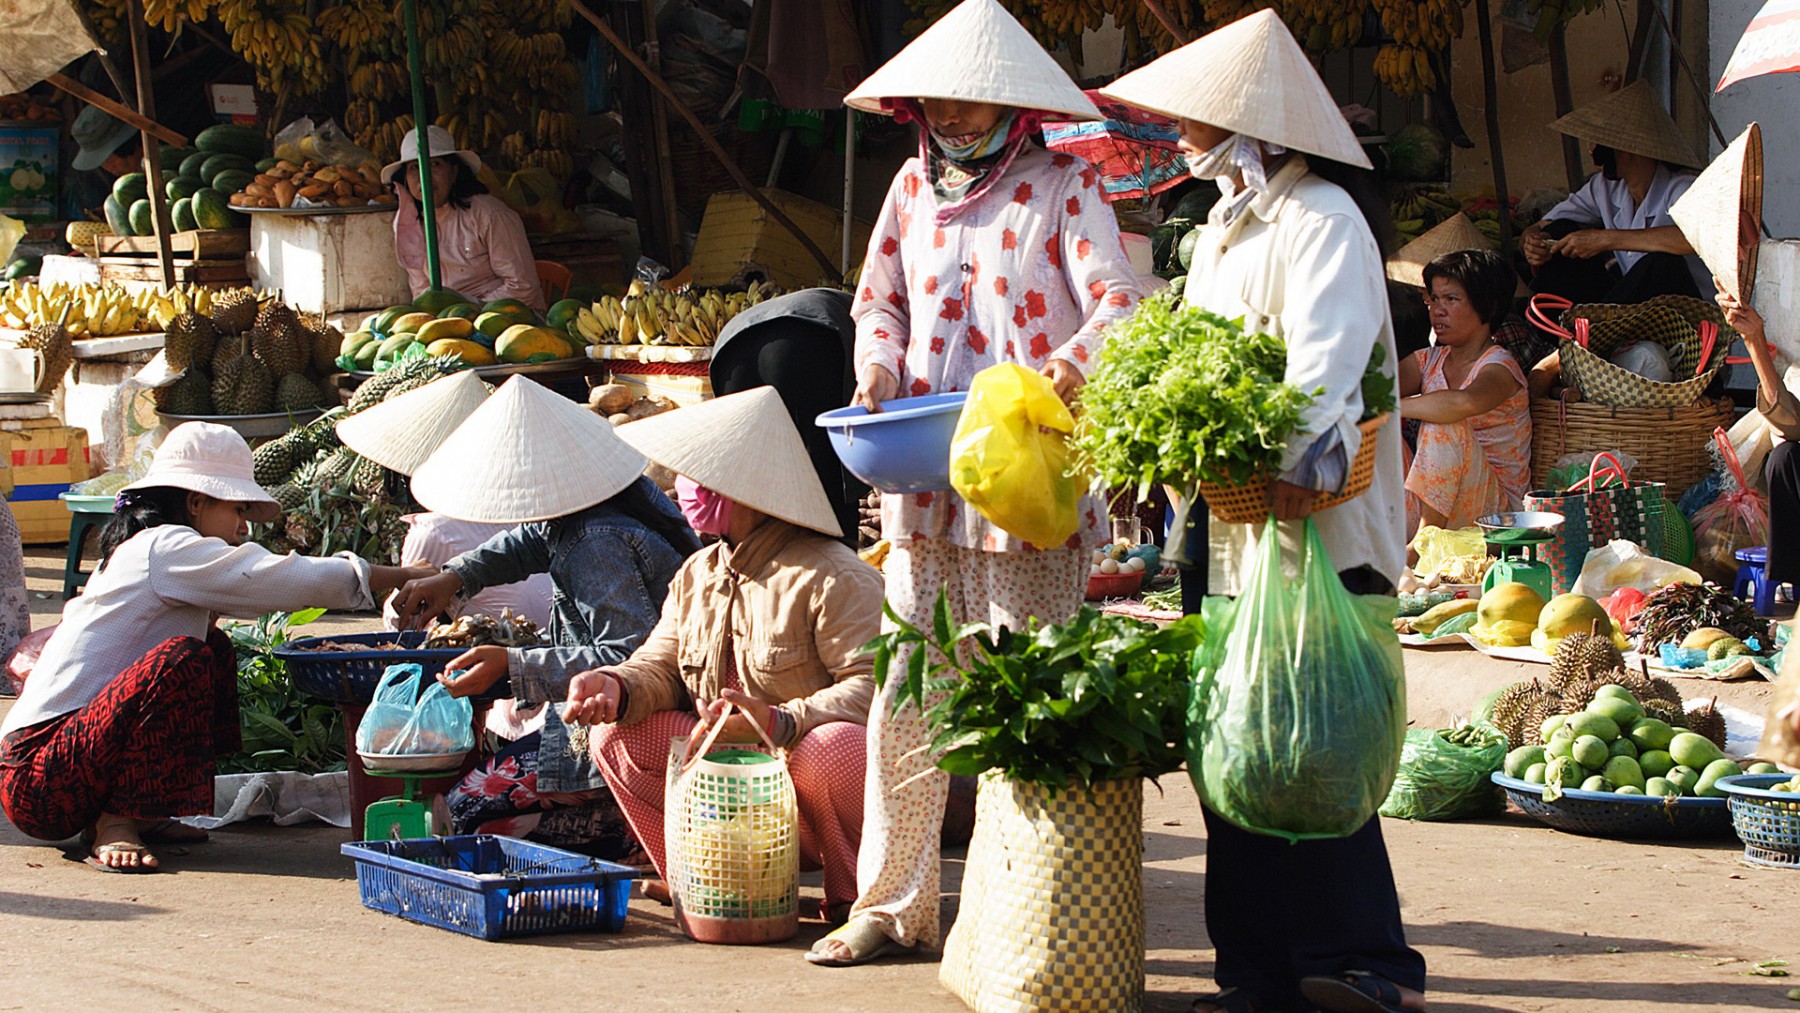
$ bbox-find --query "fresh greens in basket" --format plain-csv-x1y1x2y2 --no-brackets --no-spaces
868,591,1204,789
219,608,347,775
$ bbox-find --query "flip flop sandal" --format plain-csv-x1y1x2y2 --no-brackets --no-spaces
804,916,914,967
1190,987,1265,1013
1300,972,1409,1013
85,842,159,874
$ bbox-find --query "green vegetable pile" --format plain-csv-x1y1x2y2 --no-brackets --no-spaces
869,592,1204,789
1073,291,1315,497
218,608,347,775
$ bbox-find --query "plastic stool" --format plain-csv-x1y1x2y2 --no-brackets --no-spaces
60,494,116,599
1733,546,1790,616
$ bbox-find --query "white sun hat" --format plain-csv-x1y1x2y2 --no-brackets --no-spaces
613,386,841,537
844,0,1100,122
336,370,489,477
379,124,483,184
1548,80,1704,170
410,376,648,524
123,421,281,523
1670,122,1763,302
1100,8,1372,169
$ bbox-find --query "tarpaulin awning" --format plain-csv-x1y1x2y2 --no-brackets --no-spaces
0,0,98,93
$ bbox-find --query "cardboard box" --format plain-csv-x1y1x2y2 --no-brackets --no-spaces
689,189,869,290
605,359,713,406
1,425,92,543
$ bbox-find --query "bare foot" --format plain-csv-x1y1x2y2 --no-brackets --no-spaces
87,814,159,872
136,818,208,844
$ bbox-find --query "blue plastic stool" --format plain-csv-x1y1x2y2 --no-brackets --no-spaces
1733,546,1790,616
59,494,116,600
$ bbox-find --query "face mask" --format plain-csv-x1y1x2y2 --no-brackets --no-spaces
930,109,1016,165
1186,133,1240,183
675,476,734,536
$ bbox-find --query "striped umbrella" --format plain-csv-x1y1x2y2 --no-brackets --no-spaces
1042,90,1188,203
1718,0,1800,91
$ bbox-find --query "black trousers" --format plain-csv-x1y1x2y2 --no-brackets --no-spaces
1529,219,1701,322
1769,440,1800,586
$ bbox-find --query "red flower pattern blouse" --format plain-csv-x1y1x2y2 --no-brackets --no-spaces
852,145,1142,553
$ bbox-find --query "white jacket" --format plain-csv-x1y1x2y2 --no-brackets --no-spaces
1181,156,1407,594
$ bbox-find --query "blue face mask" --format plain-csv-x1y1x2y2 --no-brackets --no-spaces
930,110,1016,165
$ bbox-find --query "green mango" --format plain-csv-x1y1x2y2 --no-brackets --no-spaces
1638,749,1675,778
1695,758,1742,798
1614,784,1644,795
1572,734,1609,769
1546,727,1577,760
1523,762,1548,785
1628,718,1676,753
1504,745,1547,780
1602,755,1645,792
1668,732,1724,771
1665,765,1701,796
1567,711,1621,743
1580,775,1611,792
1747,762,1781,775
1608,737,1638,760
1585,695,1642,729
1644,777,1678,798
1541,713,1568,742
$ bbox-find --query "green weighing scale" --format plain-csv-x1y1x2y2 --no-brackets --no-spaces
1476,511,1564,603
359,752,465,840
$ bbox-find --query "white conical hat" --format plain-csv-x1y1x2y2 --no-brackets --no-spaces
410,376,648,524
335,370,489,477
1670,122,1763,302
613,386,841,537
1100,9,1371,169
1548,80,1703,169
844,0,1100,122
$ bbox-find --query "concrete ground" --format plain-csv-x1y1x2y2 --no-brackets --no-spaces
3,545,1794,1012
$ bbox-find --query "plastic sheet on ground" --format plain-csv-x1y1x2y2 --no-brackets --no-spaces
181,770,351,830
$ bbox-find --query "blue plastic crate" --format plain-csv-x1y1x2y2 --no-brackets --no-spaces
342,835,638,940
277,631,466,704
1490,773,1733,839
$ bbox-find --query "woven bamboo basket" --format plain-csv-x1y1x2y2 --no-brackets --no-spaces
1528,395,1734,494
1196,414,1388,524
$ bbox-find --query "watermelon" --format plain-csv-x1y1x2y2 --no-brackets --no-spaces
165,174,204,201
254,157,278,172
5,256,40,281
158,146,191,172
191,188,242,230
194,124,266,160
210,169,254,197
171,197,198,233
103,193,133,236
112,172,148,206
179,151,210,179
200,153,254,184
128,198,153,238
1385,123,1448,183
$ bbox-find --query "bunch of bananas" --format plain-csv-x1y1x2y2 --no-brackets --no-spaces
573,282,784,348
215,0,328,95
1390,188,1463,243
1372,0,1460,50
1373,44,1437,97
0,283,248,336
142,0,211,32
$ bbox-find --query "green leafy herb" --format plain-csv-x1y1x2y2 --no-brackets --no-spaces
1362,342,1399,420
1071,291,1317,497
868,590,1205,789
218,608,347,775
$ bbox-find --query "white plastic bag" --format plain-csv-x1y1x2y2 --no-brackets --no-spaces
1570,539,1701,600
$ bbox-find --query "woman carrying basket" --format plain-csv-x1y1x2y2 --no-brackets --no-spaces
808,0,1142,967
1106,12,1424,1013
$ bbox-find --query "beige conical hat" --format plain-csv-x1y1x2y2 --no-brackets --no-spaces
1099,9,1371,169
410,376,648,524
1386,215,1492,287
335,370,489,477
1548,80,1703,169
844,0,1100,121
1670,122,1763,302
613,386,841,537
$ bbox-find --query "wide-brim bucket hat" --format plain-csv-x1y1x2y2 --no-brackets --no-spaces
380,124,483,184
844,0,1100,122
410,376,648,524
1548,80,1704,170
123,421,281,523
336,370,489,477
1670,122,1763,301
1100,8,1372,169
613,386,842,537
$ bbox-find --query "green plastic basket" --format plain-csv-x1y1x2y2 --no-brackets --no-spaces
1661,497,1696,566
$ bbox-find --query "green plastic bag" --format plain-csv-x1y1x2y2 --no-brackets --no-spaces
1379,726,1507,821
1187,519,1407,841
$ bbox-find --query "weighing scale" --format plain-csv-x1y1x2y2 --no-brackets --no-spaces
1475,511,1565,603
360,753,464,840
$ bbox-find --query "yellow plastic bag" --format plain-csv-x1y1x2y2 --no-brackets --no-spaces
949,363,1081,548
1411,525,1488,577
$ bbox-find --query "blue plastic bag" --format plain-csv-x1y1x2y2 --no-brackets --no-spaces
1187,519,1407,841
354,663,475,756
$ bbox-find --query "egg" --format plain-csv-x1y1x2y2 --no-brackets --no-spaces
1123,556,1145,573
1099,558,1120,574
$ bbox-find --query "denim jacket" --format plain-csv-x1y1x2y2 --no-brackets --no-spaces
445,476,690,791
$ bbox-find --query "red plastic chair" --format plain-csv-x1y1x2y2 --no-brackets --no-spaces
536,259,572,304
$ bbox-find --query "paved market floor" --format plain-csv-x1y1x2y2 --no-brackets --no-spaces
3,547,1793,1012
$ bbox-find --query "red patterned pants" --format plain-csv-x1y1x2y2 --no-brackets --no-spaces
0,631,238,841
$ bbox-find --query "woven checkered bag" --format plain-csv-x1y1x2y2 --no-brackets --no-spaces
1527,294,1735,408
940,775,1146,1013
1524,453,1666,594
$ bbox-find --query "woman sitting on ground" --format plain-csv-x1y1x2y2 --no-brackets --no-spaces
0,423,427,872
1714,285,1799,611
1401,248,1532,532
562,387,883,924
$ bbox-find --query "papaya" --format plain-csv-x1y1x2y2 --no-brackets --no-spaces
545,298,584,333
194,124,267,160
341,330,377,356
171,197,198,233
439,303,480,321
390,312,435,334
191,188,243,230
412,287,473,315
425,337,497,366
370,305,416,336
128,198,153,238
495,324,572,364
112,172,148,206
415,317,475,343
481,298,536,326
353,340,380,369
103,194,133,237
378,332,419,360
474,311,514,339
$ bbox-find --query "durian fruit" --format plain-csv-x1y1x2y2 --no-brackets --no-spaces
212,355,274,415
1643,698,1686,728
164,311,217,372
276,373,326,412
1489,678,1552,747
1546,630,1624,691
210,290,259,335
303,318,343,375
1559,676,1602,713
155,370,215,416
252,321,309,379
252,433,302,485
254,301,299,335
212,334,250,371
1686,700,1727,749
21,321,72,395
1644,676,1685,709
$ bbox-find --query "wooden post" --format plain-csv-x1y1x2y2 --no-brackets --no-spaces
1545,21,1585,193
1139,0,1189,44
640,0,685,271
44,74,187,148
1474,0,1512,251
126,0,176,290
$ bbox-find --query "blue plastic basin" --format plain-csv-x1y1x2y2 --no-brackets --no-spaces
816,392,966,494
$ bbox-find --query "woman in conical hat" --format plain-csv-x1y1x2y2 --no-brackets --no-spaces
561,387,885,924
390,377,699,857
811,0,1143,966
1521,80,1708,324
1105,11,1426,1013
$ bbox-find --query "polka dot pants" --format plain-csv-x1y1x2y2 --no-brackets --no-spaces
851,541,1086,949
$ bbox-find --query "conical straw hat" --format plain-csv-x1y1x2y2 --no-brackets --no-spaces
410,376,648,524
1548,80,1703,169
613,386,841,537
1099,9,1371,169
1386,214,1492,287
335,370,489,477
844,0,1100,121
1670,122,1763,302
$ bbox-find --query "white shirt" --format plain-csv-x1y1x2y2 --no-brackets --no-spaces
1182,156,1408,595
380,513,553,631
1544,165,1707,288
2,526,374,735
